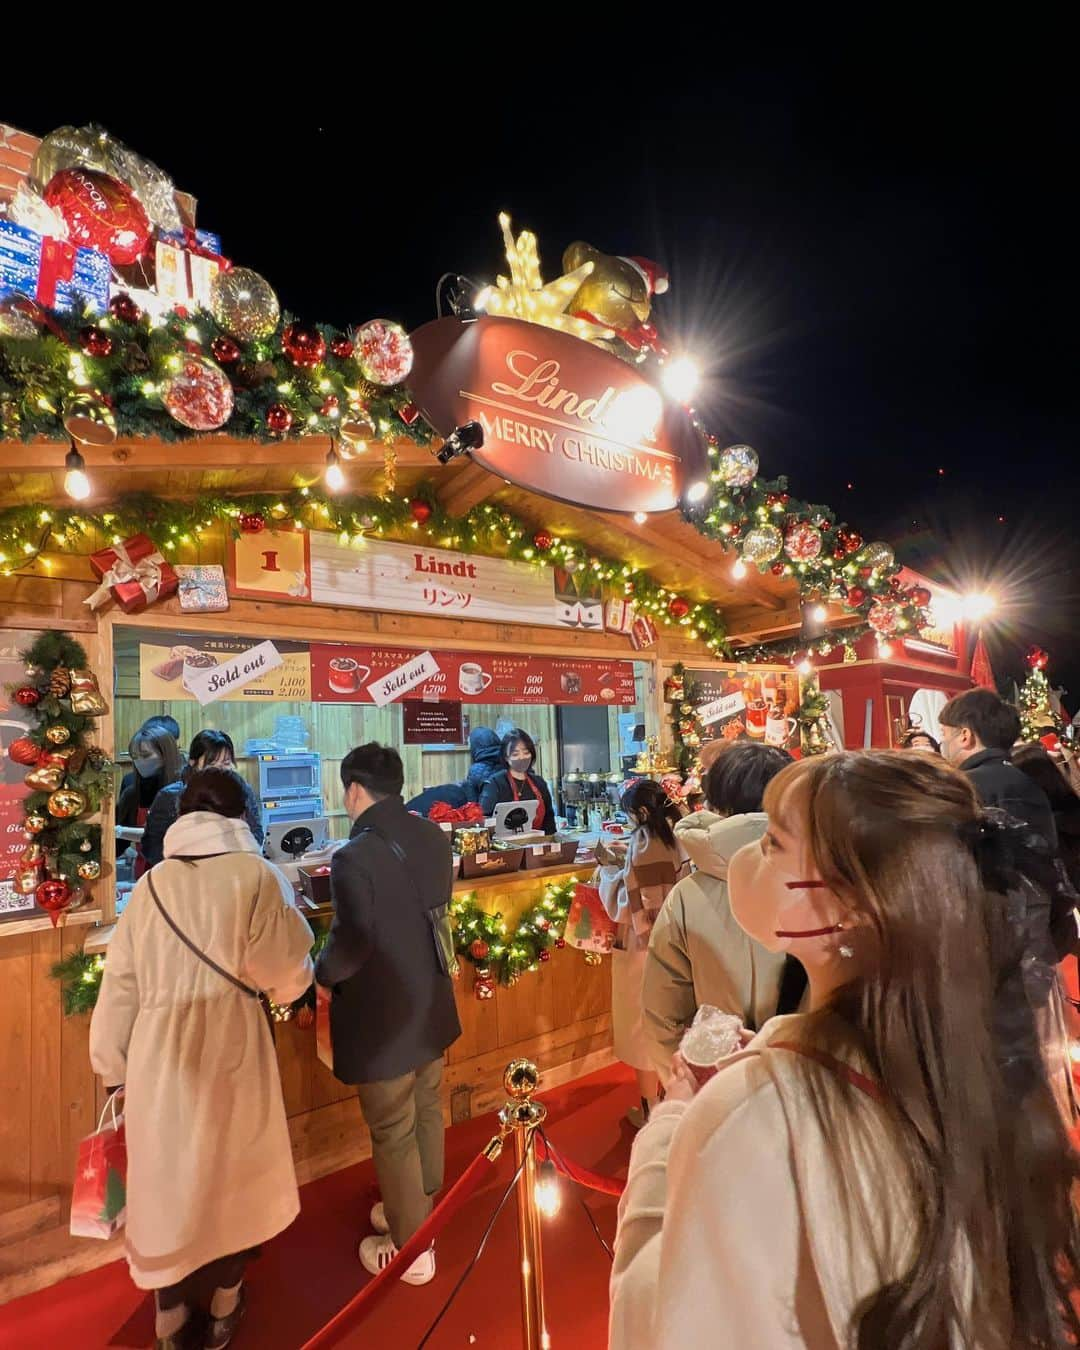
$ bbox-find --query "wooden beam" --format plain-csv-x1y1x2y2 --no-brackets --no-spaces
0,437,434,475
435,459,500,516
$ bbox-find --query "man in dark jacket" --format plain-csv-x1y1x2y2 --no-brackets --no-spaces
939,689,1058,848
315,743,461,1285
462,726,503,801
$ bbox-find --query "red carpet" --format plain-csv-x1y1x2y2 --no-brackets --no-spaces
0,1064,637,1350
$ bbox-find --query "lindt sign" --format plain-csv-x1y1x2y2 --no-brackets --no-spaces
407,316,707,514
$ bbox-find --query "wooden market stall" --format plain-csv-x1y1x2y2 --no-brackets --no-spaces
0,120,926,1297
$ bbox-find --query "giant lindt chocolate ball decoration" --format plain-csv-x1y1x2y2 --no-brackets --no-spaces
162,355,235,431
210,267,280,342
44,167,151,266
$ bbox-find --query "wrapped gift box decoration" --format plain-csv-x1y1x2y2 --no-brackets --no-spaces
87,533,178,613
630,614,658,650
176,564,229,612
154,228,227,309
0,220,110,314
605,597,637,635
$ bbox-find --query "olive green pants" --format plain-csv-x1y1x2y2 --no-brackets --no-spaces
357,1057,445,1248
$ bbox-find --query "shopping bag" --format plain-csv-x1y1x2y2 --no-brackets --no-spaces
563,883,618,955
316,983,333,1070
70,1091,127,1239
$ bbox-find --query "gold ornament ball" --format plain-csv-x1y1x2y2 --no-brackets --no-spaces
741,524,784,565
25,812,48,834
503,1058,540,1100
860,540,895,571
210,267,280,342
77,859,101,881
47,788,87,819
45,724,72,745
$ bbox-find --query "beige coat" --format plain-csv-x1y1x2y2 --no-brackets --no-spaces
90,811,314,1289
610,1015,919,1349
642,811,787,1082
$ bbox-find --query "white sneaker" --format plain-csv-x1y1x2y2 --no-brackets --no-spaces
358,1233,436,1285
370,1200,390,1235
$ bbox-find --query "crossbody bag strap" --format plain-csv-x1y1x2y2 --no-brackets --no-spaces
145,866,259,1001
769,1041,886,1103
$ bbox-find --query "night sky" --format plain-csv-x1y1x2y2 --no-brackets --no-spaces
10,63,1076,698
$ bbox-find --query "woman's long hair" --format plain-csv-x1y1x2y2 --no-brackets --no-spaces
763,751,1080,1349
621,779,681,850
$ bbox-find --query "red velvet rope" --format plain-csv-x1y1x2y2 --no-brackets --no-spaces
299,1150,497,1350
535,1133,626,1197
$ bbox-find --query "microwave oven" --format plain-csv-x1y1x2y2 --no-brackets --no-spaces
256,753,322,802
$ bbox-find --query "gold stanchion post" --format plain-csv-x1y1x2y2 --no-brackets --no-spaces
500,1058,549,1350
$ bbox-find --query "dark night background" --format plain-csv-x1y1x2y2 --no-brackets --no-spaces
9,59,1077,700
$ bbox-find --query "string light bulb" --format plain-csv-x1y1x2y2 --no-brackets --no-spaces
324,444,345,493
660,355,701,403
64,443,91,501
732,559,747,580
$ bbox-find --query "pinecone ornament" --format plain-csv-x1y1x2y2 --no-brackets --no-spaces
50,667,72,698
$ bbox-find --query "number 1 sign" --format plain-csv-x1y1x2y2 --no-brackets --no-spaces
230,529,312,601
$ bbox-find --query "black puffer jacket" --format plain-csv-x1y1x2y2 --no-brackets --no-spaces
315,795,461,1083
960,749,1058,849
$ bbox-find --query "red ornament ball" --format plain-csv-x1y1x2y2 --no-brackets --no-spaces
282,322,327,369
14,686,41,708
330,335,354,359
1025,646,1049,671
846,586,867,607
211,335,241,364
320,395,340,416
8,737,40,766
668,596,691,620
163,355,234,431
80,326,113,358
35,877,71,916
108,293,141,324
266,403,293,434
409,499,432,525
555,936,566,950
770,562,786,576
469,939,490,960
538,948,552,962
868,601,898,635
784,520,823,563
910,585,932,608
44,168,151,266
533,531,553,552
239,512,266,535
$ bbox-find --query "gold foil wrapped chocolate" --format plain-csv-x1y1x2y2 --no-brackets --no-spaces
70,669,108,715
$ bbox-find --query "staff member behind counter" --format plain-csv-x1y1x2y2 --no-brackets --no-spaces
480,729,557,835
116,717,184,877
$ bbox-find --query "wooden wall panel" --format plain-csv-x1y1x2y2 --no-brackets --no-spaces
29,932,63,1206
0,935,33,1216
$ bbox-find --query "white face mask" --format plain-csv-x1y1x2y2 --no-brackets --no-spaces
133,750,163,778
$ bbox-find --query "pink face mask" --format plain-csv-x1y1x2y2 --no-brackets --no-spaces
728,836,850,956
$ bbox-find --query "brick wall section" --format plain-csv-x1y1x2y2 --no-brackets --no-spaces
0,123,198,223
0,124,40,204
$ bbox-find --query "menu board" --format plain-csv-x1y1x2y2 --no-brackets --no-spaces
0,629,42,920
311,645,636,707
686,666,801,749
138,632,312,703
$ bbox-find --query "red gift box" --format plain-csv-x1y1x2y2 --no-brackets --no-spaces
86,533,178,613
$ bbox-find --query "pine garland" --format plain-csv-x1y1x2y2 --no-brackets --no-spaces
50,951,105,1016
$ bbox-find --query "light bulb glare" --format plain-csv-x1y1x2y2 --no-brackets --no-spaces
661,355,701,403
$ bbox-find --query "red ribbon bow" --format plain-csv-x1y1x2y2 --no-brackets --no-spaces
427,801,485,825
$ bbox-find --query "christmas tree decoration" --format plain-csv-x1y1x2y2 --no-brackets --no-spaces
910,585,932,608
15,686,42,707
79,326,113,358
8,737,41,766
533,530,553,552
717,443,759,487
25,812,48,834
43,167,151,266
48,787,88,818
340,408,376,454
474,966,496,1000
860,540,895,571
210,335,241,364
356,319,413,386
0,305,41,339
469,939,490,960
409,498,432,524
49,666,73,697
397,402,420,426
668,596,691,620
63,392,117,445
330,334,354,358
868,600,898,634
846,586,867,607
69,668,108,715
741,524,784,565
109,293,141,324
282,322,327,368
210,267,280,341
77,859,102,881
664,671,685,702
266,402,293,434
35,877,72,923
45,723,72,745
784,520,822,562
239,511,266,534
162,355,234,431
16,863,44,894
1018,647,1064,743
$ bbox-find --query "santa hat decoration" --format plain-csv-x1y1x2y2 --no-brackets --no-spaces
621,256,669,297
